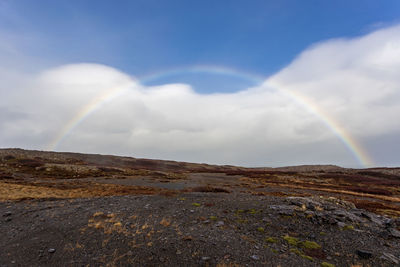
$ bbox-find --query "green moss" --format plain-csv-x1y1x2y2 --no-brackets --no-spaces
257,227,264,233
319,231,326,236
301,240,321,249
290,248,313,261
265,237,278,243
192,203,201,207
178,197,185,201
301,254,313,261
236,209,244,213
290,248,302,255
249,209,257,214
209,216,217,220
236,218,248,224
270,248,278,253
321,262,336,267
342,225,354,230
283,235,299,246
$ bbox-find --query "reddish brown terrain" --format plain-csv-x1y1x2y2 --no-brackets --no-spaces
0,148,399,266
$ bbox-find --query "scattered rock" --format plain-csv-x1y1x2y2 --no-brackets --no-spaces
388,228,400,238
337,222,346,228
356,249,372,259
288,197,323,211
362,212,384,226
48,248,56,253
333,210,362,223
380,252,399,264
250,255,259,260
201,256,211,261
3,211,12,217
269,205,295,216
215,221,224,227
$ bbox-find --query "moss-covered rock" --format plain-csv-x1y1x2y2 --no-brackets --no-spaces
321,262,336,267
283,235,299,246
265,237,278,243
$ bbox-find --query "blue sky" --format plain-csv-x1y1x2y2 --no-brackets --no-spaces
1,0,400,92
1,0,400,167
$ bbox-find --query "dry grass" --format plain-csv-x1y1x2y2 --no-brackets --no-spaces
0,181,158,201
350,199,400,216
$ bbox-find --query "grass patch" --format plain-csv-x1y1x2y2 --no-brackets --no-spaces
248,208,258,214
301,254,313,261
321,262,336,267
290,248,313,261
283,235,299,246
301,241,321,249
265,237,278,243
342,225,354,231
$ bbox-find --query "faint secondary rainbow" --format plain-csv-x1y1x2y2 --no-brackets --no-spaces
46,64,374,167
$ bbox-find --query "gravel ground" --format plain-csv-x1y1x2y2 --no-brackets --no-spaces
1,193,399,267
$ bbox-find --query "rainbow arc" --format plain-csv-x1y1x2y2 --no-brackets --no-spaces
46,64,374,167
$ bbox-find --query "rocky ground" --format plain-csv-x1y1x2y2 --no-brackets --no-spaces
0,148,400,266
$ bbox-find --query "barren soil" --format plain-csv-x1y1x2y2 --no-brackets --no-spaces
1,148,399,266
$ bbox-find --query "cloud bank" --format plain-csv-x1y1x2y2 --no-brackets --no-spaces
1,25,400,167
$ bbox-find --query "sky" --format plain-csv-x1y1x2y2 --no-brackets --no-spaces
1,0,400,168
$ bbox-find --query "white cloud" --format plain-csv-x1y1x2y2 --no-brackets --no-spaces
1,25,400,167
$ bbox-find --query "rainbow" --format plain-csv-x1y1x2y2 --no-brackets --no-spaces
273,85,374,167
138,65,265,86
46,82,133,151
46,64,374,167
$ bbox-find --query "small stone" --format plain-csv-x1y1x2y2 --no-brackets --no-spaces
250,255,259,260
5,217,12,222
216,221,224,227
48,248,56,253
190,210,194,213
3,211,12,217
383,218,394,228
201,256,211,261
389,228,400,238
356,249,372,259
